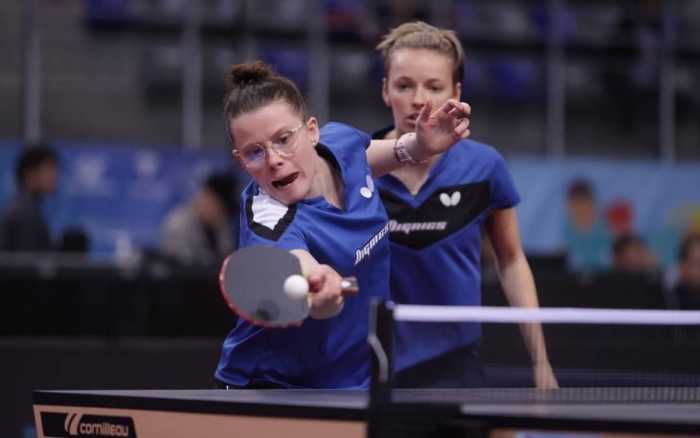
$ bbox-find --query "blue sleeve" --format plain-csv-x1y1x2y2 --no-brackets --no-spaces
320,122,371,151
490,154,520,209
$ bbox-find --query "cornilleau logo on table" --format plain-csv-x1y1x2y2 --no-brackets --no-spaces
40,412,136,437
354,223,389,265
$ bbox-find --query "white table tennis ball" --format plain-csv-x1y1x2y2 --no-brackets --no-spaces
284,274,309,300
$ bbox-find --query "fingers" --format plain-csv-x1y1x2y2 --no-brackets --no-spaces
417,100,432,124
454,118,470,140
445,101,471,140
435,99,471,117
307,267,342,295
306,265,350,319
534,361,559,389
447,103,471,130
430,100,472,141
306,272,325,293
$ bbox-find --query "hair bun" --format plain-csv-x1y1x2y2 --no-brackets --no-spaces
225,61,273,91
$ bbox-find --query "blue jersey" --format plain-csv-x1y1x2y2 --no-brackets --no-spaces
216,123,391,389
374,133,520,371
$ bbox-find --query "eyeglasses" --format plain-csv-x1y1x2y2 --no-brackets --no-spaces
234,122,305,170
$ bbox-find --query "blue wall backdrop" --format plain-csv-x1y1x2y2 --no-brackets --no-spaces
1,141,698,265
511,158,700,266
1,141,243,256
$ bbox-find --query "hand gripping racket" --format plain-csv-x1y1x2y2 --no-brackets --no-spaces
219,245,357,327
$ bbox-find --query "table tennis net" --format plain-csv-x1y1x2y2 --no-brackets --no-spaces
387,305,700,402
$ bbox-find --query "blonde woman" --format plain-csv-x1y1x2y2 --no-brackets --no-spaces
373,21,558,389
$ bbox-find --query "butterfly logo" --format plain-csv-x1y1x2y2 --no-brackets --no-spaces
360,174,375,199
439,191,461,207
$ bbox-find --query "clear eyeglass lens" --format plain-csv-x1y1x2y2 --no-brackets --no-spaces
239,123,304,168
242,145,266,166
273,133,295,155
273,125,303,157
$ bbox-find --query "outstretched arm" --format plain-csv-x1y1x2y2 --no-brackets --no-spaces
366,99,471,177
485,208,559,389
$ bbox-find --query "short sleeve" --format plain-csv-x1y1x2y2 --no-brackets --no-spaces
320,122,371,150
490,154,520,209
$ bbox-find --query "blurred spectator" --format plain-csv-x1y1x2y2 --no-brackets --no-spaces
58,226,91,254
688,208,700,235
563,178,611,273
601,0,661,153
672,233,700,309
376,0,429,28
0,145,59,252
605,198,635,237
325,0,379,43
611,232,657,273
160,172,239,266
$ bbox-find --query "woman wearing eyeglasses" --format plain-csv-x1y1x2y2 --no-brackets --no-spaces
215,61,470,389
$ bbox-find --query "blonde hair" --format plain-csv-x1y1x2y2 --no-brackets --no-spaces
376,21,464,84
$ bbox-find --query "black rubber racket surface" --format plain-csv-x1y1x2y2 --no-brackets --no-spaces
219,246,310,327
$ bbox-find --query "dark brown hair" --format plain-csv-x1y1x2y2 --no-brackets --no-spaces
223,61,307,147
15,144,58,186
567,178,594,200
376,21,465,84
613,232,645,257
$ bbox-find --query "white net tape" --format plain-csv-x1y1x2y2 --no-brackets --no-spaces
394,305,700,325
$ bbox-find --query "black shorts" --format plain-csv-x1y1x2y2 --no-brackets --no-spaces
394,345,484,388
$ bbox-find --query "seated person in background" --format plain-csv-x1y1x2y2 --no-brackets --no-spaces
563,178,611,273
0,145,59,252
58,226,91,254
160,172,239,266
673,233,700,309
605,198,635,238
611,232,658,274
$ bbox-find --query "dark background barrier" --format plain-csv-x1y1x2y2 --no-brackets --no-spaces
1,255,234,337
481,267,700,387
2,256,699,437
1,337,223,438
2,255,677,338
0,254,235,437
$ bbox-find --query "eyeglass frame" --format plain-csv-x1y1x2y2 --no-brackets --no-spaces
233,122,306,170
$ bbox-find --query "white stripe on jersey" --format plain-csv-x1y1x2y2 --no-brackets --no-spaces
251,190,290,230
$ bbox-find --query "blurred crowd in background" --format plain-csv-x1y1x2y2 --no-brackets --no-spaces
1,0,700,316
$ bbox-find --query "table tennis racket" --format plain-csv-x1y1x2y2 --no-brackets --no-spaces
219,245,357,327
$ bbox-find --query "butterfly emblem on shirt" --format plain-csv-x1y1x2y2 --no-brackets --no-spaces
379,182,490,250
439,191,461,207
360,174,374,199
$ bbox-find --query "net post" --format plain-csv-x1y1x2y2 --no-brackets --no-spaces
369,298,394,401
367,298,394,438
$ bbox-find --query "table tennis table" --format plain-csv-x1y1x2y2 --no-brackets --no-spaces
33,387,700,437
32,300,700,437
